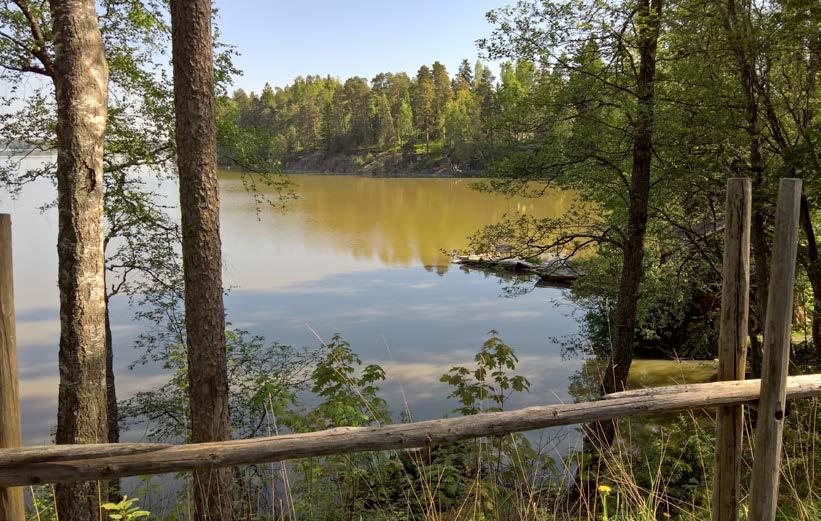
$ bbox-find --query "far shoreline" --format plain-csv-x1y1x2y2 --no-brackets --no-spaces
218,165,488,179
284,168,486,179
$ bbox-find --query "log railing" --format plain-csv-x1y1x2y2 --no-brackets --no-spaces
0,178,816,521
0,375,819,489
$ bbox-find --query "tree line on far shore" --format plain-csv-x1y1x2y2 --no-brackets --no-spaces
216,59,536,171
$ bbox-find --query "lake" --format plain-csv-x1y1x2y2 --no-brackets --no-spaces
2,164,712,449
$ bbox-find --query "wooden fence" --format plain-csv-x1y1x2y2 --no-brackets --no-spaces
0,178,819,521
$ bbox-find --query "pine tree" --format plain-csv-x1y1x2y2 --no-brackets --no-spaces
454,58,474,91
431,61,452,140
343,77,373,149
474,61,497,147
373,93,396,147
412,65,435,152
170,1,233,518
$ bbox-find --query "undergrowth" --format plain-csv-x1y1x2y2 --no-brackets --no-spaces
24,333,821,521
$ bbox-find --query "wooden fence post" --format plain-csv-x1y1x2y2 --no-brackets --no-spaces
0,214,24,521
747,178,802,521
712,178,752,521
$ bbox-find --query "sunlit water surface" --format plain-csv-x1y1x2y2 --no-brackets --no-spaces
2,164,709,460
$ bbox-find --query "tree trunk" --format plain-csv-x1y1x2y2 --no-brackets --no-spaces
578,0,663,501
170,1,233,519
799,195,821,367
105,293,121,501
749,178,770,376
720,0,770,376
49,1,110,520
600,0,663,397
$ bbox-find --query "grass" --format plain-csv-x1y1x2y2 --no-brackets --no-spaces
25,400,821,521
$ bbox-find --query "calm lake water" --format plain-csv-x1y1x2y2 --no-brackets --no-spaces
2,162,713,449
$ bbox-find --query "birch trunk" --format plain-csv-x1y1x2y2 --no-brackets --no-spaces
49,0,110,519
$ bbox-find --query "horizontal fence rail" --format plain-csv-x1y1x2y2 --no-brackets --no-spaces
0,374,819,487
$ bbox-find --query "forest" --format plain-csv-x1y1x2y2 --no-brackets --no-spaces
0,0,819,520
216,59,504,173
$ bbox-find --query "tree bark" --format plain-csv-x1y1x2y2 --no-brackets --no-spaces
578,0,663,501
720,0,770,376
600,0,663,397
749,180,769,376
799,195,821,367
104,293,121,501
49,1,110,520
170,1,233,519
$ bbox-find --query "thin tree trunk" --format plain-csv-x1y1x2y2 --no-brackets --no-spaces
49,1,110,519
798,37,820,370
104,293,121,501
720,0,770,376
578,0,663,501
170,1,233,519
799,195,821,367
749,177,770,376
766,35,819,369
601,0,663,398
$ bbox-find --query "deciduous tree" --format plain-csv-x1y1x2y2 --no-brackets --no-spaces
49,0,110,518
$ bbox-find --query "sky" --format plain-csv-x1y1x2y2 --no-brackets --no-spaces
213,0,506,93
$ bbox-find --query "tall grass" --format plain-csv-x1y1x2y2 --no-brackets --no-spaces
25,400,821,521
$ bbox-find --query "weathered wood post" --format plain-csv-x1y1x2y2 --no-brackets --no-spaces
712,178,752,521
0,214,24,521
747,178,802,521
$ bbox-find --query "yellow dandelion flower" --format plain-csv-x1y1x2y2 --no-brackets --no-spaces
597,485,612,494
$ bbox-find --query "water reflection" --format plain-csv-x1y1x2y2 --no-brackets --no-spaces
226,267,583,423
218,173,575,290
568,358,718,402
5,170,580,444
0,165,710,444
4,168,706,450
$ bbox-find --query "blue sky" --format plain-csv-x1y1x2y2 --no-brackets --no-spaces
214,0,506,93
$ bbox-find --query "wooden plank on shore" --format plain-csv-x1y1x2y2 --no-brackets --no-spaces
0,374,820,487
748,179,802,521
713,178,752,521
0,214,24,521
